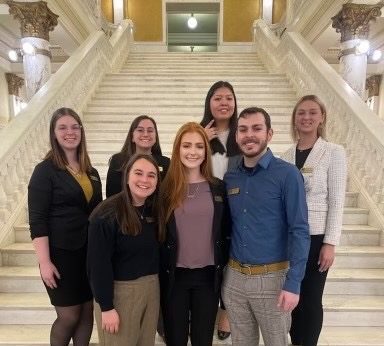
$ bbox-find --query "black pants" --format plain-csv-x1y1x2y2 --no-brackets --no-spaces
290,235,329,346
163,266,219,346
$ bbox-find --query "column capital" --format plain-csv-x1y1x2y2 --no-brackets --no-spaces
5,73,24,97
331,3,383,42
7,1,59,41
366,74,382,98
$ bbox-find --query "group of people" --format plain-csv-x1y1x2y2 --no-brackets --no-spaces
28,80,347,346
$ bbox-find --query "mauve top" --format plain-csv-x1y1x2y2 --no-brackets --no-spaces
174,181,214,268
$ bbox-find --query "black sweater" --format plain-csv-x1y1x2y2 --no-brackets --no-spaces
87,210,159,311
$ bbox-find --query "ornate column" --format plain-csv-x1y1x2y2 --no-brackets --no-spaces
332,3,382,97
7,1,58,100
5,73,25,117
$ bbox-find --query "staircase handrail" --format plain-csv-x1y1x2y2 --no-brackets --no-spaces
0,19,133,242
253,19,384,223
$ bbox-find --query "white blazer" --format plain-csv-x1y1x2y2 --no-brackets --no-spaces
281,137,347,245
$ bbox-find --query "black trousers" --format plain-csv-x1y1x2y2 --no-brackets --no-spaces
163,266,219,346
290,235,329,346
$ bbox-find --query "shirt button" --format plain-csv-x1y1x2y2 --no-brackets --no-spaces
246,191,249,194
244,209,247,213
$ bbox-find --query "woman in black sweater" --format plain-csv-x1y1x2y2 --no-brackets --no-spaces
106,115,170,197
88,154,164,346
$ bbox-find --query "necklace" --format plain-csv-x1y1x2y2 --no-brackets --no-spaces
137,204,145,220
66,165,82,178
187,183,200,198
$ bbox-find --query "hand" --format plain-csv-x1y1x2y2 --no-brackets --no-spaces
39,261,60,289
204,119,218,141
102,309,120,334
318,243,335,272
277,290,299,312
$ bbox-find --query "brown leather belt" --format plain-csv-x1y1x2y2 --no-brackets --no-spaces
228,258,289,275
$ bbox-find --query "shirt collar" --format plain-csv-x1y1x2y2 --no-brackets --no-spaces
239,148,273,173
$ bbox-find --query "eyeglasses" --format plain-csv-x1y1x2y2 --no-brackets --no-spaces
56,125,82,132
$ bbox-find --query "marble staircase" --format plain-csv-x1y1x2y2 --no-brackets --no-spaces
0,53,383,345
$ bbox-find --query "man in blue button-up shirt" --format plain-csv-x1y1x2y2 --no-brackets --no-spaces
222,107,310,346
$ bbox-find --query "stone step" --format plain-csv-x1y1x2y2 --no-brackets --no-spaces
0,266,44,293
323,295,384,326
325,268,384,295
342,207,369,225
340,224,382,246
335,246,384,268
0,325,383,346
96,85,296,93
91,92,296,101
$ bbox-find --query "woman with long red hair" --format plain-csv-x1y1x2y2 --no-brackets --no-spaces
160,122,230,346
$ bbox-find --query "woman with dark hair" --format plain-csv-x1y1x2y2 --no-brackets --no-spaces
106,115,170,197
28,107,102,345
200,81,240,339
281,95,347,346
88,154,164,346
160,122,230,346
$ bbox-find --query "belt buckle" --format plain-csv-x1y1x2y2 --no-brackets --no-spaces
240,263,252,275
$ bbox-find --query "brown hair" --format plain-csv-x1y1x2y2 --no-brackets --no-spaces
116,115,163,170
45,107,92,173
290,95,327,141
91,154,165,240
161,122,214,222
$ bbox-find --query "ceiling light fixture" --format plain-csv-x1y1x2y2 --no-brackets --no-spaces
355,40,370,55
187,13,198,29
371,49,382,61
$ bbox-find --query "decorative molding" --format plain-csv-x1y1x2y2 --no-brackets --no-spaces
5,72,23,96
366,74,382,98
7,0,59,41
331,3,383,42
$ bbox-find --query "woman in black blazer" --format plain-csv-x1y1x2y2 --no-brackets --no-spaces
160,122,230,346
28,108,102,346
106,115,170,197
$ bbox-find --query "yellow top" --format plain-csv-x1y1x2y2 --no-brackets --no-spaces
67,168,93,203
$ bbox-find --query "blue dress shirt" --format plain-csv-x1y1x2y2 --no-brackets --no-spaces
224,149,310,294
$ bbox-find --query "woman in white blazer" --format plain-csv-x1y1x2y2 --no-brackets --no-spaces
281,95,347,346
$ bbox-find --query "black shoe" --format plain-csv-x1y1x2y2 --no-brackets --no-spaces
217,330,231,340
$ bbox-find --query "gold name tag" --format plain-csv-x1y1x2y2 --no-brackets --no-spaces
228,187,240,195
145,216,155,223
90,175,99,182
214,196,223,202
301,167,313,174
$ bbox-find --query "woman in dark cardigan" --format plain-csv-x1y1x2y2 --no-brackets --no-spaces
106,115,170,197
160,122,230,346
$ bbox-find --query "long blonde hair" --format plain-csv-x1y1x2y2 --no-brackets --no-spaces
161,122,214,222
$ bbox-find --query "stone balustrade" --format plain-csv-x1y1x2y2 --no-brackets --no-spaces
0,19,133,245
253,19,384,225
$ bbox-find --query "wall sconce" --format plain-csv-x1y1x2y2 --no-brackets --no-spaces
8,42,52,62
187,13,198,29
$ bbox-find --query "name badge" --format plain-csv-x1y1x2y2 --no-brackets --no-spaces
90,175,99,182
300,167,313,174
145,216,155,223
214,195,223,202
158,166,163,172
228,187,240,195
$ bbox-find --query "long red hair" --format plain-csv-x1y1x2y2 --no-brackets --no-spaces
161,122,214,221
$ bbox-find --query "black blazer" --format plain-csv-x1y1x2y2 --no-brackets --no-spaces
106,152,170,198
159,179,231,301
28,159,102,250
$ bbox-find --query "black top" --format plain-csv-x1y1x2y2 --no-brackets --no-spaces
106,152,170,198
87,207,159,311
295,147,312,170
28,159,102,250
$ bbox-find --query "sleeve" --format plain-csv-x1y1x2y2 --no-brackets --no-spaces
283,167,310,294
87,216,116,311
28,162,52,240
106,154,123,198
323,145,347,245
